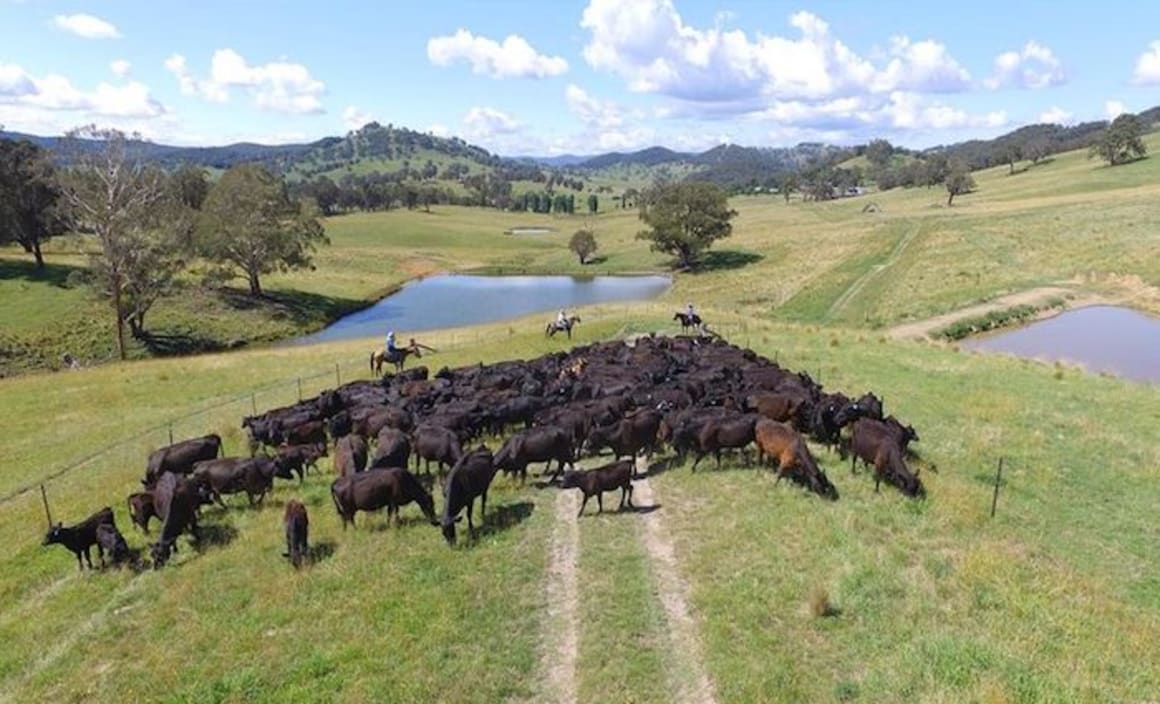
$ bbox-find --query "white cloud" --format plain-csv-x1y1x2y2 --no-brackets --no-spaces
0,63,165,118
110,60,131,78
164,49,326,114
579,2,970,104
564,84,624,128
428,29,568,79
428,124,451,138
1131,41,1160,85
462,106,522,139
748,91,1006,139
984,41,1065,89
1104,100,1126,119
1038,106,1073,124
342,105,373,130
53,13,120,39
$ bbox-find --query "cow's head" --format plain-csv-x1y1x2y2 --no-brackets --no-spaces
42,523,64,546
559,470,583,490
441,515,461,546
150,539,175,569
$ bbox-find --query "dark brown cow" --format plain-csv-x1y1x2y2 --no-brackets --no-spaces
330,467,438,529
411,425,463,476
273,443,327,482
371,427,411,469
191,457,278,507
43,507,115,570
441,447,498,545
281,420,326,447
559,459,636,516
144,434,222,486
850,421,925,498
95,522,132,569
753,419,839,500
495,426,574,483
151,472,203,568
584,409,662,465
283,500,309,568
126,491,157,533
692,414,759,471
334,435,368,477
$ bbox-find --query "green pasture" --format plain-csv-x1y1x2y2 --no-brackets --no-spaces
0,305,1156,701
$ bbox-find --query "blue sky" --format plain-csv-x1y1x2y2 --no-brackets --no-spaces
1,0,1158,154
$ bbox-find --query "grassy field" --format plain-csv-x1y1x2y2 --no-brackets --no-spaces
0,303,1157,701
3,133,1158,376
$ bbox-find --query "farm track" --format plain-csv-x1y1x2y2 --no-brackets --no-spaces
826,221,923,321
533,489,580,704
633,460,718,704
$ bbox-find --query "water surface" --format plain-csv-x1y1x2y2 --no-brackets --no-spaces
962,306,1160,382
293,274,671,345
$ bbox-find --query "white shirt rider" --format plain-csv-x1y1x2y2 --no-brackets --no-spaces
557,310,567,327
385,330,397,353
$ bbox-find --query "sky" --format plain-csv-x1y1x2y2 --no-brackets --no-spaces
1,0,1158,155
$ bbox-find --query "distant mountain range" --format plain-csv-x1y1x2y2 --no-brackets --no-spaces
5,104,1157,190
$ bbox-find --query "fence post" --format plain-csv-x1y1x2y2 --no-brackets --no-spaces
296,378,303,402
40,483,53,528
335,363,341,387
167,425,174,445
990,457,1004,518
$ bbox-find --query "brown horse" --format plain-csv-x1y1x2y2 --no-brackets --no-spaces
545,315,581,339
673,311,702,333
370,342,424,374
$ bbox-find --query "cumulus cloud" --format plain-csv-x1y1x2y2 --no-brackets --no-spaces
463,106,522,139
564,84,624,128
1104,100,1126,119
343,105,373,130
164,50,325,114
110,60,132,78
428,29,568,78
1131,41,1160,85
53,13,120,39
984,41,1066,89
0,63,165,118
1038,106,1073,124
579,2,970,104
748,91,1006,138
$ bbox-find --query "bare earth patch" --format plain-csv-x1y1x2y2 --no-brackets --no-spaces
532,489,580,704
633,460,719,704
887,286,1092,340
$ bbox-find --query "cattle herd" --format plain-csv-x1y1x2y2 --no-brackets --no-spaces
42,333,927,573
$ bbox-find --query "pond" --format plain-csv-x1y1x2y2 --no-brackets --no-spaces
961,306,1160,382
292,274,671,345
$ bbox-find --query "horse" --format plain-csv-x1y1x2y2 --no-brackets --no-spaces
546,315,581,340
370,344,422,375
673,311,702,334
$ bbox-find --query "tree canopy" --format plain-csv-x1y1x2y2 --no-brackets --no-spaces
944,160,976,206
1089,114,1147,166
569,228,598,265
0,138,66,268
198,164,328,296
637,182,736,269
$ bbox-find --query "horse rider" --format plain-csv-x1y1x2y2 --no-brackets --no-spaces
556,309,568,330
385,329,398,358
686,302,704,334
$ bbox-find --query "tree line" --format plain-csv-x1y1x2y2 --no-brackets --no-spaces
0,127,326,360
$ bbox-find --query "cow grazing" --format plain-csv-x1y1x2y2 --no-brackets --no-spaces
330,467,438,529
559,459,636,517
42,507,115,570
370,427,411,469
283,500,309,568
334,434,369,477
273,443,327,482
150,472,203,568
95,522,132,569
192,457,278,507
441,448,498,545
753,419,839,500
495,426,574,483
849,422,925,498
144,434,222,486
127,491,157,534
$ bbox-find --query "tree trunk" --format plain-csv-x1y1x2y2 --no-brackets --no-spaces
112,279,126,360
1009,161,1015,175
947,192,955,207
32,239,44,270
248,270,263,296
129,314,145,340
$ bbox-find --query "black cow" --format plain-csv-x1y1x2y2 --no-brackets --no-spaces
144,434,222,486
583,409,662,464
151,472,203,568
95,522,132,569
42,507,115,570
559,459,636,517
441,448,498,545
334,434,368,477
330,467,438,529
370,428,411,469
283,500,309,568
192,457,278,507
273,443,327,482
411,425,463,476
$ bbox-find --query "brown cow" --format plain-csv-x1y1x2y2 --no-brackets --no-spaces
330,467,438,529
559,459,636,517
127,491,157,533
283,500,309,568
753,419,839,500
334,435,368,477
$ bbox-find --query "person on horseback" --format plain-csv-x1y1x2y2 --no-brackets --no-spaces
385,329,397,358
556,309,568,330
686,302,704,334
